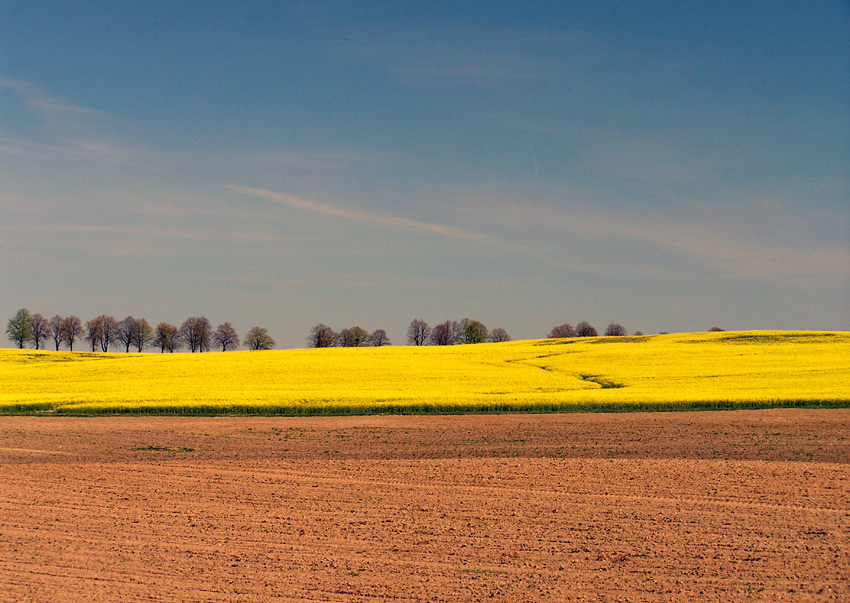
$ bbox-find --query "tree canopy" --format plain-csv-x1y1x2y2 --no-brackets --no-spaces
6,308,33,349
244,326,275,351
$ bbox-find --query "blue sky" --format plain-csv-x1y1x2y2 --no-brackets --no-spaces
2,1,848,348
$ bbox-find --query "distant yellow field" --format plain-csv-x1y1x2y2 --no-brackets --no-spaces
1,331,847,414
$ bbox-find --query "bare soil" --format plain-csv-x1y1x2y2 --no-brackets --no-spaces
1,409,848,602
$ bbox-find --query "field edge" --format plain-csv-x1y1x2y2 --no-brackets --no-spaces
2,398,848,416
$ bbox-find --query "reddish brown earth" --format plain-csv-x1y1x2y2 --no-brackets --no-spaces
1,409,848,602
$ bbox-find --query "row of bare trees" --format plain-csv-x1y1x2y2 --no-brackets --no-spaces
548,322,637,338
303,318,512,349
405,318,511,346
306,324,392,348
8,308,639,353
5,308,275,352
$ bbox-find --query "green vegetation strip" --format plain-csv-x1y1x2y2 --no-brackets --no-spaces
6,398,843,417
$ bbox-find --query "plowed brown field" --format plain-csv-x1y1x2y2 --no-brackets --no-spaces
1,409,848,602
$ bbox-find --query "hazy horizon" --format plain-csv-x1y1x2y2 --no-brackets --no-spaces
2,2,848,348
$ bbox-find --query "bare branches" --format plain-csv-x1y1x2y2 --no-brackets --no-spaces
575,322,598,337
604,323,627,337
60,316,82,351
8,310,261,353
49,315,63,351
548,323,576,338
180,317,212,353
212,322,240,352
154,323,180,353
488,328,511,343
339,326,370,347
406,319,431,346
84,315,119,352
429,321,453,346
368,329,391,347
308,323,338,348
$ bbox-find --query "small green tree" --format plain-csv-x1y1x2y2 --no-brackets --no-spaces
244,326,275,351
132,318,154,352
6,308,34,349
456,318,488,344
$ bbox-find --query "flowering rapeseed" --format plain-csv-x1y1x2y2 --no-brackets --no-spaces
1,331,846,414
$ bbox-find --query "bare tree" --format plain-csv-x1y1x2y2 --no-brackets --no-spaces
212,322,240,351
117,316,136,352
307,323,338,348
60,316,83,351
85,318,102,352
368,329,391,347
84,315,118,352
633,331,644,336
429,321,453,346
339,326,369,347
29,313,49,350
49,315,64,351
406,319,431,346
132,318,154,352
575,321,598,337
99,315,119,352
548,323,576,338
450,320,463,343
154,322,180,353
244,326,275,351
180,316,211,352
6,308,33,349
488,327,511,343
604,323,627,337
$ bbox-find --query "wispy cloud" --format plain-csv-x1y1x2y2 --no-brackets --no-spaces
0,76,98,132
0,135,171,174
225,184,492,243
598,205,850,281
0,77,170,174
0,202,282,260
456,184,849,281
345,27,595,84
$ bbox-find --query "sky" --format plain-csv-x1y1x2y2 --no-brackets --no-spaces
1,1,848,349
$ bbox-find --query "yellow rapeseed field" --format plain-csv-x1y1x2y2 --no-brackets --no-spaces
1,331,847,414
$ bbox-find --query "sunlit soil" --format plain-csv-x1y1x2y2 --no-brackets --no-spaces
1,410,848,601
